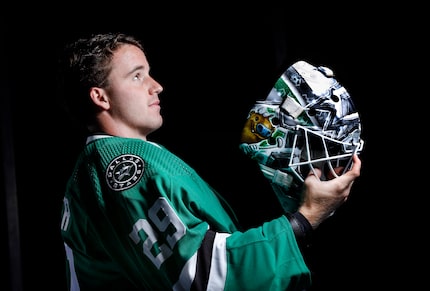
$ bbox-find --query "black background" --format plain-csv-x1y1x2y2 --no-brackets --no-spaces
1,3,409,291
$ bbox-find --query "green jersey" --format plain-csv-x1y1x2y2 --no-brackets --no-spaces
60,135,310,290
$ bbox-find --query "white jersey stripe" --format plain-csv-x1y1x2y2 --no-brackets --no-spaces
207,233,231,290
64,242,80,291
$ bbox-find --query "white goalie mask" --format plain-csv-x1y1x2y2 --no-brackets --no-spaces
239,60,364,212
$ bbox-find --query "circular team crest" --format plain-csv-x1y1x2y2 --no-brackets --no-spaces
106,154,145,191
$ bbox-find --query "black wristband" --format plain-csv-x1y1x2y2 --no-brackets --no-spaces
285,212,313,249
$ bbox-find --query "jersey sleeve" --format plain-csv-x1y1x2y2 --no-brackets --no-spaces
223,216,310,290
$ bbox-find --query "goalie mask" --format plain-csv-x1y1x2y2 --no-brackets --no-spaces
239,60,364,212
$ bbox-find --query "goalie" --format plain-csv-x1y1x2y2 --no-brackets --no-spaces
58,33,362,291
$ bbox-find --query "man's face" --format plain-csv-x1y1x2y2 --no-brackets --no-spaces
102,44,164,139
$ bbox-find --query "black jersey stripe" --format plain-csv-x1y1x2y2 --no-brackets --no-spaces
191,230,216,291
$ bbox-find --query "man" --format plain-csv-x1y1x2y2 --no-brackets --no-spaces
58,32,361,290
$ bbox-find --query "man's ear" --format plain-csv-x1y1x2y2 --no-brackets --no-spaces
89,87,110,110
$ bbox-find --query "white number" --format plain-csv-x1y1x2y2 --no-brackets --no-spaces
61,197,70,231
129,197,186,269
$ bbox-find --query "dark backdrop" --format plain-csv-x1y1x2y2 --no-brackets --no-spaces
2,3,404,291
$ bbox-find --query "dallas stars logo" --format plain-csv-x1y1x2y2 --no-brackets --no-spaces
106,154,144,191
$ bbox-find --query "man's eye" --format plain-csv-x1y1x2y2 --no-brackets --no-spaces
133,73,142,81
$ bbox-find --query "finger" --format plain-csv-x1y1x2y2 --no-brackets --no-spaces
341,154,361,178
348,154,361,176
307,167,322,180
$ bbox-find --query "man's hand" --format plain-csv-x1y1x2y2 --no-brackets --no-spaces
298,154,361,229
